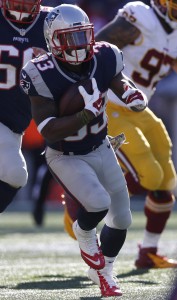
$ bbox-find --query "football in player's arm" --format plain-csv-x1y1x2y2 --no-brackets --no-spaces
0,0,52,213
20,4,147,297
95,0,177,269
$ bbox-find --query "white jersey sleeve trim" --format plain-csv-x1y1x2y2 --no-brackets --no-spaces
37,117,56,133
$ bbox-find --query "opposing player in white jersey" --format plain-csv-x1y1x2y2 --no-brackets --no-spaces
20,4,147,297
95,0,177,268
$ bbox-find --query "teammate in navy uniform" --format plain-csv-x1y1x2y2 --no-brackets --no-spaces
20,4,147,297
0,0,52,213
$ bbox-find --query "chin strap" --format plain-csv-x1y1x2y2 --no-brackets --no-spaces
8,10,30,21
64,49,87,64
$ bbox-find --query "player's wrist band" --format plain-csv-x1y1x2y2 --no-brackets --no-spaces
76,110,93,125
37,117,56,133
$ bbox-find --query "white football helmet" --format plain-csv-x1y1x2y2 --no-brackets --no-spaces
44,4,95,65
151,0,177,29
2,0,41,23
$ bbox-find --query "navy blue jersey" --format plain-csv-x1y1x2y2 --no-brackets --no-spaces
0,6,51,133
20,42,124,152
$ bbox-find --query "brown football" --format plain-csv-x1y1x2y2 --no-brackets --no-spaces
58,79,93,117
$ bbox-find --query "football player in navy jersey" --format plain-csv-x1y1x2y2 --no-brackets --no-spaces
0,0,52,213
20,4,147,297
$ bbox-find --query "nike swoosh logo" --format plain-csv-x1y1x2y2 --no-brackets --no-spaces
82,253,102,266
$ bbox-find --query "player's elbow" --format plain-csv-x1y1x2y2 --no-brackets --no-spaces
40,123,64,143
42,130,62,143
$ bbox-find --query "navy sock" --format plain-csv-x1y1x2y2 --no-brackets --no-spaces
100,224,127,257
77,207,108,230
0,180,20,213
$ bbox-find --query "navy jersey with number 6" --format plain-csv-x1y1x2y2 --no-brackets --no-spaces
20,42,124,152
0,6,51,133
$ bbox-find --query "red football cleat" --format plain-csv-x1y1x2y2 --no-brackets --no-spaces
88,266,122,297
73,220,105,270
135,245,177,269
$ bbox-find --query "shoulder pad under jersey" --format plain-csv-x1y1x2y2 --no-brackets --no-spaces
94,41,124,75
108,42,124,75
118,1,157,33
22,54,53,98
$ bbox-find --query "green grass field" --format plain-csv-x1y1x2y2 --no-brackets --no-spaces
0,210,176,300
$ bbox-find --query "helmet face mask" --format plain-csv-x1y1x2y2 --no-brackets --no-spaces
151,0,177,29
52,25,95,64
2,0,41,23
44,4,95,65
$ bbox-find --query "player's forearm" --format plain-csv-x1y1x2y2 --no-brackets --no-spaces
95,21,119,45
95,16,141,49
40,110,94,143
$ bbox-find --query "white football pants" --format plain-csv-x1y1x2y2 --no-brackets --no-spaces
45,137,132,230
0,122,28,187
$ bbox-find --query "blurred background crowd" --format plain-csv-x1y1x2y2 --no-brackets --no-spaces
12,0,177,224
